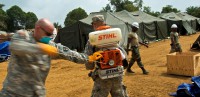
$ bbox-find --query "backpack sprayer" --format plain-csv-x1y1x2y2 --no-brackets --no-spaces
89,28,125,79
89,28,123,70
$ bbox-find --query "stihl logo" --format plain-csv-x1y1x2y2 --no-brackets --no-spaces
106,68,119,74
98,33,116,40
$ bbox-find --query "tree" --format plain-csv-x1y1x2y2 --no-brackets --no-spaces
6,5,26,31
143,6,151,13
101,4,112,12
143,6,160,17
0,4,4,9
150,11,161,17
109,0,124,12
53,22,62,30
108,0,138,12
64,7,87,27
124,3,138,12
133,0,143,10
186,6,200,18
0,4,8,30
25,12,38,29
161,5,180,13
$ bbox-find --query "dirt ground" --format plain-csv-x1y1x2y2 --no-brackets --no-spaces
1,32,200,97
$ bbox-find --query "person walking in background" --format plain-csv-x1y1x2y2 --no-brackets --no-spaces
169,24,182,53
126,22,149,75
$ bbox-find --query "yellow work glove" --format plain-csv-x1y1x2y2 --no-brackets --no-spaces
37,42,58,57
88,51,103,62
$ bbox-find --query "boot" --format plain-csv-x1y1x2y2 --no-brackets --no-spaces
126,68,135,73
127,63,135,73
141,67,149,75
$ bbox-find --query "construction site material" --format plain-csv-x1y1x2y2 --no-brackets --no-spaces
167,52,200,76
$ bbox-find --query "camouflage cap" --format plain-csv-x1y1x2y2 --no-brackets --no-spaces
92,15,104,23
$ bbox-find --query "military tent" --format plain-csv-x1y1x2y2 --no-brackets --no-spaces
55,11,130,52
159,12,195,35
114,10,168,42
54,22,91,52
176,12,199,32
198,18,200,31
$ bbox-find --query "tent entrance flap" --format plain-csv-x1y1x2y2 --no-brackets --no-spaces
191,35,200,50
182,21,195,35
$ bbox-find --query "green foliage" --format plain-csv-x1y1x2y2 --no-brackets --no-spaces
53,22,62,29
150,11,161,17
0,4,8,30
25,12,38,29
143,6,160,17
108,0,138,12
0,4,5,9
186,6,200,18
64,7,88,27
101,4,112,12
143,6,151,13
133,0,143,10
6,5,26,31
124,3,138,12
161,5,180,13
109,0,124,11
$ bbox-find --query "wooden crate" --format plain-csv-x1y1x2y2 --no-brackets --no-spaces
167,52,200,76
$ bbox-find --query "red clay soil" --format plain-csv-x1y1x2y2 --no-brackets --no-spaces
1,32,200,97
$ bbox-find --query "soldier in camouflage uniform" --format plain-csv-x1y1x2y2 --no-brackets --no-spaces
126,22,149,75
85,15,129,97
0,18,101,97
169,24,182,53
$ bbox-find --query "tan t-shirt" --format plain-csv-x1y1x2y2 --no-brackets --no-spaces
170,32,179,44
128,32,139,46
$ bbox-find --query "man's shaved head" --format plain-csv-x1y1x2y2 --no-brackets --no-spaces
34,18,55,41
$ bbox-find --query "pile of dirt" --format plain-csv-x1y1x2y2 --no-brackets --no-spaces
1,33,200,97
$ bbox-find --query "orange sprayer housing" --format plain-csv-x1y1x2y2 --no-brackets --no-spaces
98,49,123,70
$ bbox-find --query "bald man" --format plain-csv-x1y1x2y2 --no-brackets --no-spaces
0,18,101,97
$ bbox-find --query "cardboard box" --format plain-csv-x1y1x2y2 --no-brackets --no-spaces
167,52,200,76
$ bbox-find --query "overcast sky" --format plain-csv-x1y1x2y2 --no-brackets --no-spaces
1,0,200,26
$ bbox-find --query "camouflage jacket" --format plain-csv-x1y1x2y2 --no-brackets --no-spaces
2,31,88,96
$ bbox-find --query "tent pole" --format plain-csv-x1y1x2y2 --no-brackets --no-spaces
142,22,145,43
78,22,82,52
154,21,158,40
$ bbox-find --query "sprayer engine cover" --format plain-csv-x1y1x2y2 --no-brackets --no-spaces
89,28,122,47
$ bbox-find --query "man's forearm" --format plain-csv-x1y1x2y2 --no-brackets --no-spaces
49,41,88,64
139,42,148,47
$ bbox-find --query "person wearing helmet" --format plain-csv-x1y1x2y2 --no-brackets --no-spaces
84,15,129,97
169,24,182,53
126,22,149,74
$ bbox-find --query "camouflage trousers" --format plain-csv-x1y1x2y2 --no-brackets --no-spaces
129,46,144,67
91,76,128,97
0,89,43,97
170,43,182,53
